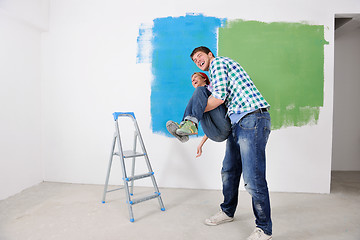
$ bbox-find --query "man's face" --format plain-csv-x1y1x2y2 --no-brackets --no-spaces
192,51,213,71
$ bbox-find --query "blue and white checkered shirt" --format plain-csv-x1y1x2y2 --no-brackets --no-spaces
209,57,270,119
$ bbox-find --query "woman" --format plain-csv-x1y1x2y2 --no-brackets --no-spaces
166,72,231,157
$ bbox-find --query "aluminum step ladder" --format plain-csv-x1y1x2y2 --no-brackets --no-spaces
102,112,165,222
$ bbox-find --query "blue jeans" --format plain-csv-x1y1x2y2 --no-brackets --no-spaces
183,86,231,142
220,111,272,235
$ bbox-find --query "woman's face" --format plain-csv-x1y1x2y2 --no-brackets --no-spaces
191,74,207,88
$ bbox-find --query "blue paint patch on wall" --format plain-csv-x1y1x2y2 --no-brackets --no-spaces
140,14,225,137
137,23,152,63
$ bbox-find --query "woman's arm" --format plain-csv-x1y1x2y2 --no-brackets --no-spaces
196,135,209,158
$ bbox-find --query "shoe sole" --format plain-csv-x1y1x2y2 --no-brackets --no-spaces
166,121,189,143
204,218,234,226
176,129,198,136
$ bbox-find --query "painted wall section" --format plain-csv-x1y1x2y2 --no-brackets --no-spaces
138,14,225,136
139,18,328,132
218,20,328,129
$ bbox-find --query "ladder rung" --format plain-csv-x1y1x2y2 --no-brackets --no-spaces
129,192,161,205
125,172,154,182
114,150,146,158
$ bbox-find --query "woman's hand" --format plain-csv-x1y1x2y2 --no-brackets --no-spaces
196,135,208,158
196,144,203,158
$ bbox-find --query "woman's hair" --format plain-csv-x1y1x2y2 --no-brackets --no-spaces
192,72,210,85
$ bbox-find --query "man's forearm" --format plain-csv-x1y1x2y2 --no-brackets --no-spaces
205,95,224,112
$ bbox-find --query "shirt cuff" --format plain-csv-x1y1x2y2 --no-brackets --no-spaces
211,91,226,101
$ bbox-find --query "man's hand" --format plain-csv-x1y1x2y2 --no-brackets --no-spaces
205,95,224,112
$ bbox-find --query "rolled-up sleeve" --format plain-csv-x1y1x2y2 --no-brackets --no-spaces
209,58,228,101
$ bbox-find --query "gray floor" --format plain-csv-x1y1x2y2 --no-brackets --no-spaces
0,171,359,240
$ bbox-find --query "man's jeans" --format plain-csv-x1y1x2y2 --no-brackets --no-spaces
220,111,272,235
183,86,231,142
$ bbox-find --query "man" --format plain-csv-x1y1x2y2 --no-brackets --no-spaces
180,46,272,240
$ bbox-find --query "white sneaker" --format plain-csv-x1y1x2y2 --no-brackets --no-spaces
204,210,233,226
247,228,272,240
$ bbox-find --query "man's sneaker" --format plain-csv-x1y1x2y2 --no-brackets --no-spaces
166,120,189,143
204,210,233,226
176,120,198,136
247,228,272,240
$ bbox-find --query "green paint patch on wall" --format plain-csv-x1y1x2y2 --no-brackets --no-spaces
218,20,328,129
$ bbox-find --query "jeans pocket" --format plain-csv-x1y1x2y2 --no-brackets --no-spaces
239,114,257,129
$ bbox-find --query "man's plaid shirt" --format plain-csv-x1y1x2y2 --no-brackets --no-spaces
209,56,270,116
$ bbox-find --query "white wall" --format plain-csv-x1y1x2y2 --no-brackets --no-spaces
332,16,360,171
2,0,360,200
40,0,351,195
0,0,49,200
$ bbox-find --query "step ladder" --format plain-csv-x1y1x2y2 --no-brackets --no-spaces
102,112,165,222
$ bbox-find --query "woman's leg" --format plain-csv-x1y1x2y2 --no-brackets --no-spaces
181,86,231,141
201,104,231,142
182,86,211,125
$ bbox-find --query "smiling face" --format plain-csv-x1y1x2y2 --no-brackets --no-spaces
191,73,207,88
191,51,214,71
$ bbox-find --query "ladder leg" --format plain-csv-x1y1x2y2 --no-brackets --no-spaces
133,119,166,211
147,155,165,211
102,134,117,203
129,132,137,196
123,179,135,222
115,122,135,222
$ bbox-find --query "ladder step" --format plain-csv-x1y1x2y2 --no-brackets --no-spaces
125,172,154,182
114,150,146,158
129,192,161,205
